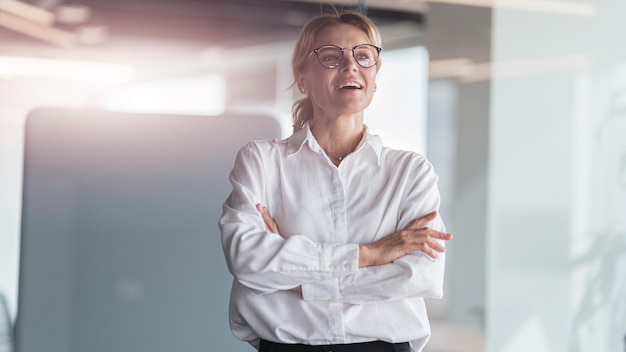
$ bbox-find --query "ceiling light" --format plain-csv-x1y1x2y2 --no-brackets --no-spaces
0,0,54,26
429,54,591,82
0,11,76,47
425,0,596,17
0,56,135,83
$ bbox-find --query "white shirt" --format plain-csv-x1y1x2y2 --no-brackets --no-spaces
219,122,446,352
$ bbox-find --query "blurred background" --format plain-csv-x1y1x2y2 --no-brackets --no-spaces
1,0,625,351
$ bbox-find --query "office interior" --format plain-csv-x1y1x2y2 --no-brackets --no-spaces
1,0,625,351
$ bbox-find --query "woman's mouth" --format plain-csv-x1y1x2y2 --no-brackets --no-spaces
336,82,363,90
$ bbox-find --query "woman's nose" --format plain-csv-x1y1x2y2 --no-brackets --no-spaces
340,51,359,71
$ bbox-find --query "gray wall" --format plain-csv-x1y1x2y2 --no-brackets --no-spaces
15,109,281,352
425,3,492,332
488,1,626,351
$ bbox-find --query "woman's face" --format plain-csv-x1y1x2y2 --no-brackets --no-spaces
298,24,378,120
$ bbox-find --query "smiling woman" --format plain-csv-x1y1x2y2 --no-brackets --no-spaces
219,10,452,352
290,12,382,135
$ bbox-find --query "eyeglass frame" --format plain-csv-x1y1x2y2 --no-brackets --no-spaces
312,44,382,69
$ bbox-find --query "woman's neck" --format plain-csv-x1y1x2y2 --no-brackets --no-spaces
310,114,364,163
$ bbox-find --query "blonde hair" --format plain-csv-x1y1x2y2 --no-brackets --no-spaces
291,11,382,132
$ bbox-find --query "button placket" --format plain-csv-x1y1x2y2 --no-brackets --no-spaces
328,169,347,342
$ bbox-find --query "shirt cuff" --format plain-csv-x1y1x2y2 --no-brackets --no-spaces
302,279,340,301
319,243,359,272
301,243,359,301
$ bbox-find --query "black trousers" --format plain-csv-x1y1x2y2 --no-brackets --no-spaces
259,339,411,352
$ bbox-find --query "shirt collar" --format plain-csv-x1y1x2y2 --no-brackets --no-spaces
286,120,382,166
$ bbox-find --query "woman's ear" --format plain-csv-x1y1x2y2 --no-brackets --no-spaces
297,77,308,94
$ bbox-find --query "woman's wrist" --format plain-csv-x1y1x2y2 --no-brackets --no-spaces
358,244,373,268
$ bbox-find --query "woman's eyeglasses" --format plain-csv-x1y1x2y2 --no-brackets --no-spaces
312,44,381,69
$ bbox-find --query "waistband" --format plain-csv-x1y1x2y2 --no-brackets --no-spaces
259,339,411,352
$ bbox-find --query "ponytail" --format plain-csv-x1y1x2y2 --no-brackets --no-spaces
292,96,314,132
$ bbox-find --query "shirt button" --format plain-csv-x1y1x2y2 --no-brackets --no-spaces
344,263,351,270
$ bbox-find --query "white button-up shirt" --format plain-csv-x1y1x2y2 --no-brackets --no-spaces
220,122,446,352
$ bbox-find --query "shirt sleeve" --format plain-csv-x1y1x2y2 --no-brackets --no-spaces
301,157,447,304
220,142,359,294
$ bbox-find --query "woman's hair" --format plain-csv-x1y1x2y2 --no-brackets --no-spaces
291,11,382,132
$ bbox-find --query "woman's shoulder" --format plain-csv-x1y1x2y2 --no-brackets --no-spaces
378,147,438,183
380,145,429,166
377,145,437,176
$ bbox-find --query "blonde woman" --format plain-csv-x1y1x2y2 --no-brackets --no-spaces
220,11,452,352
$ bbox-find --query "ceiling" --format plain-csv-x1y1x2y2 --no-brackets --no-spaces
0,0,426,51
1,0,496,87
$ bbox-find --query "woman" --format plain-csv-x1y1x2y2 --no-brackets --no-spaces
220,11,452,352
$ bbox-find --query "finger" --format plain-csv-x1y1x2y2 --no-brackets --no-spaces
417,239,446,258
415,210,437,227
267,220,279,233
428,230,453,241
256,204,271,220
262,214,275,229
405,211,438,229
421,246,438,259
403,228,451,241
402,231,448,254
256,203,267,220
428,238,446,252
256,204,276,231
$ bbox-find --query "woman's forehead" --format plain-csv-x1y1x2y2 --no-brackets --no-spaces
313,24,370,47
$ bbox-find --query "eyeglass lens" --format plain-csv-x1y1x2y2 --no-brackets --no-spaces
316,45,379,68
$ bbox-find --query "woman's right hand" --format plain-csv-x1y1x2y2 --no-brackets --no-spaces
256,204,303,295
358,211,453,268
256,204,280,234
